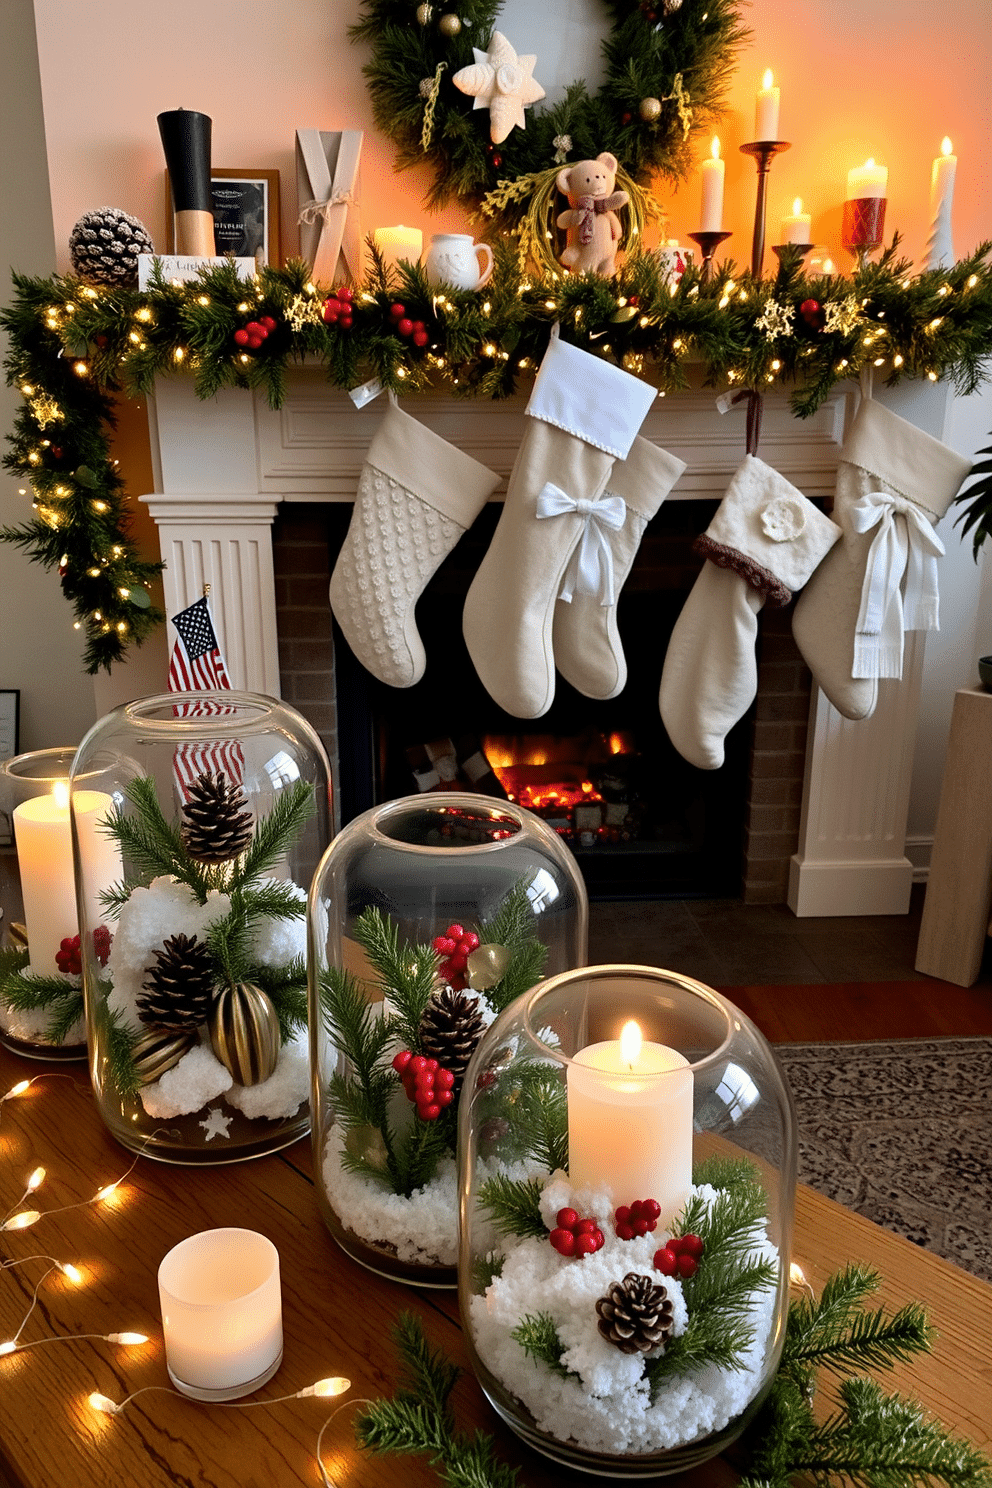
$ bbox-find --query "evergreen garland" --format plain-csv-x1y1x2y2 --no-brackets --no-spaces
952,430,992,556
354,1287,992,1488
4,243,992,666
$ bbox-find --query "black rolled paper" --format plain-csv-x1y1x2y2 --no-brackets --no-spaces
158,108,212,212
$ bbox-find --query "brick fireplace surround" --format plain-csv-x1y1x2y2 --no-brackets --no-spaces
144,369,934,916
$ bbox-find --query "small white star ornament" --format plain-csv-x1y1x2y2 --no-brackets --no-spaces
199,1106,233,1141
453,32,546,145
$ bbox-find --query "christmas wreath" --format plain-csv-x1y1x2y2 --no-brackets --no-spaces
351,0,751,245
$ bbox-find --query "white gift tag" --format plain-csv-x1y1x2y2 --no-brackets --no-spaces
349,377,384,409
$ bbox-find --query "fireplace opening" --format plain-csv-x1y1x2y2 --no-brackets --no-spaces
325,502,751,900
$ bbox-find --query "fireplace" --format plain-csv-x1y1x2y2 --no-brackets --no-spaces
144,370,938,916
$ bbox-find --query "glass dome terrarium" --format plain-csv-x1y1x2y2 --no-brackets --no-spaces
307,792,588,1286
0,747,89,1059
458,964,797,1477
70,692,332,1163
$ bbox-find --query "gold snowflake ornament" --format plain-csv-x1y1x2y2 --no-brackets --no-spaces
824,295,862,336
755,298,795,340
453,31,546,145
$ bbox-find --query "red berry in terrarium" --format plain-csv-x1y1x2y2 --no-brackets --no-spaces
615,1197,661,1239
55,935,82,976
655,1231,705,1278
548,1208,604,1258
393,1047,455,1120
93,924,112,967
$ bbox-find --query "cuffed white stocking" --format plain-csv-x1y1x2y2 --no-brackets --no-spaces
792,397,971,720
329,397,500,688
552,437,686,699
462,331,657,717
660,456,841,770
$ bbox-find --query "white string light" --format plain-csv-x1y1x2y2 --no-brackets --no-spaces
86,1375,350,1419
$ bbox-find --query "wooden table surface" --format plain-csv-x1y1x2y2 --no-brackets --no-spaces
0,1044,988,1488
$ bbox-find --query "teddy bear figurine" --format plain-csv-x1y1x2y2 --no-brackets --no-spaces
555,153,629,276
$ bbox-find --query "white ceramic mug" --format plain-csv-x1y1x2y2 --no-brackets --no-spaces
424,233,494,291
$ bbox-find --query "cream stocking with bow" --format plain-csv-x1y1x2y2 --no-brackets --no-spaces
462,330,657,717
553,437,686,699
660,456,841,770
792,396,971,720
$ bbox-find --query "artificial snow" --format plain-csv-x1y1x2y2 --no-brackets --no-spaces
226,1030,309,1119
249,879,307,967
470,1178,779,1458
139,1042,233,1118
0,984,85,1047
322,1122,460,1267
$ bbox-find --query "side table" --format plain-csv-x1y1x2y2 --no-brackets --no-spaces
915,683,992,986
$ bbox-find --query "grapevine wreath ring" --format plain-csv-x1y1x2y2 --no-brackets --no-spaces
351,0,751,262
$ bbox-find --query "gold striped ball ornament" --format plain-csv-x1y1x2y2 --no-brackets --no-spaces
131,1027,198,1086
209,982,281,1086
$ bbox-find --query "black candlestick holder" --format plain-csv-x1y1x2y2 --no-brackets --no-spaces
772,242,814,267
688,230,733,282
739,140,791,278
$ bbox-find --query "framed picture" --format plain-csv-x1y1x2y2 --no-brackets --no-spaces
165,168,280,266
0,690,19,845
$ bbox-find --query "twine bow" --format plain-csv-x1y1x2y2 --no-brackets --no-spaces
536,483,627,605
850,490,945,679
297,190,355,227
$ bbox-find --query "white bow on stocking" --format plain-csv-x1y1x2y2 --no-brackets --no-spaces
850,490,945,679
535,482,626,604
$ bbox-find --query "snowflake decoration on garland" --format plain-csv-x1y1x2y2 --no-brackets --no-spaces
30,394,64,428
286,292,325,333
824,294,863,336
755,298,795,340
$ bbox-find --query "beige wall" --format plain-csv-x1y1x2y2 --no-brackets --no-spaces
0,0,97,753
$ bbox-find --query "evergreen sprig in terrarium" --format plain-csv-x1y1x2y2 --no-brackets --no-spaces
316,883,547,1279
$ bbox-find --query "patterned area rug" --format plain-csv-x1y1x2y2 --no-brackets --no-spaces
775,1037,992,1282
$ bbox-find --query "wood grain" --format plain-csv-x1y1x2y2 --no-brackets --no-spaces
0,1048,988,1488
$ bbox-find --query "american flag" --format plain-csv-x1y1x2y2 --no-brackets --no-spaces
168,596,245,795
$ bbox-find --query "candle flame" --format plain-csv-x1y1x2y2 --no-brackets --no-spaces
792,198,803,216
620,1021,642,1066
941,136,953,156
710,136,721,160
761,68,774,90
864,158,875,169
52,780,69,809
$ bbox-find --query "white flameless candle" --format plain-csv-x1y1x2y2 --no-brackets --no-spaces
699,137,725,232
72,789,124,932
158,1229,283,1401
780,197,811,245
846,158,888,200
926,136,956,268
567,1020,693,1225
12,782,77,975
755,69,780,141
373,224,423,272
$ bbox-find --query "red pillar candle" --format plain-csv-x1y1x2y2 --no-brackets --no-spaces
843,159,888,252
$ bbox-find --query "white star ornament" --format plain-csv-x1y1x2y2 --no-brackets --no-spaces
453,32,546,145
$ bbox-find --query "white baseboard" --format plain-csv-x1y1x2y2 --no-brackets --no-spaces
904,834,933,882
787,855,915,917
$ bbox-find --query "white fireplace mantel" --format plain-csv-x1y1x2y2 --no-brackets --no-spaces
143,367,944,917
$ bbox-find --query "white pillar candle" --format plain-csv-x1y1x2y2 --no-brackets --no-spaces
755,69,780,141
846,158,888,200
158,1228,283,1401
925,137,956,269
12,783,78,975
567,1020,693,1225
372,224,423,272
72,789,124,934
699,137,725,233
780,198,812,245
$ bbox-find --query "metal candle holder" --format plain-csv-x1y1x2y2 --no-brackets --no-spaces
688,230,733,282
739,141,791,277
771,243,814,267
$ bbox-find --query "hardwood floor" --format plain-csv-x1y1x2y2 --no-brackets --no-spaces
587,885,992,1043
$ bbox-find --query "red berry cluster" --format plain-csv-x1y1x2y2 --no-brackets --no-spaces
653,1233,705,1279
55,925,111,975
432,923,479,989
392,1050,455,1121
549,1207,605,1258
614,1197,662,1240
322,286,354,329
233,316,276,350
389,303,429,348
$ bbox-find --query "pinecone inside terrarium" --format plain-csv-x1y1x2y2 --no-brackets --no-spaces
68,207,155,289
138,933,217,1030
180,771,254,865
595,1272,675,1355
419,986,486,1087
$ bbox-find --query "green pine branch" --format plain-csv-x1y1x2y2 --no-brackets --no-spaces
249,957,308,1040
781,1264,933,1380
510,1312,577,1381
95,997,142,1100
0,954,83,1045
352,907,441,1050
476,879,548,1013
233,779,315,886
46,991,85,1046
476,1173,547,1241
509,1065,568,1173
104,775,210,900
952,431,992,557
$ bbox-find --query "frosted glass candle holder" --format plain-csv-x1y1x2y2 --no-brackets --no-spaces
0,747,89,1059
158,1228,282,1400
308,792,588,1286
458,964,797,1476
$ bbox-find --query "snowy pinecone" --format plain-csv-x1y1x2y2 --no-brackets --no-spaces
419,986,485,1086
180,771,254,865
595,1273,674,1355
138,933,217,1030
69,207,155,288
